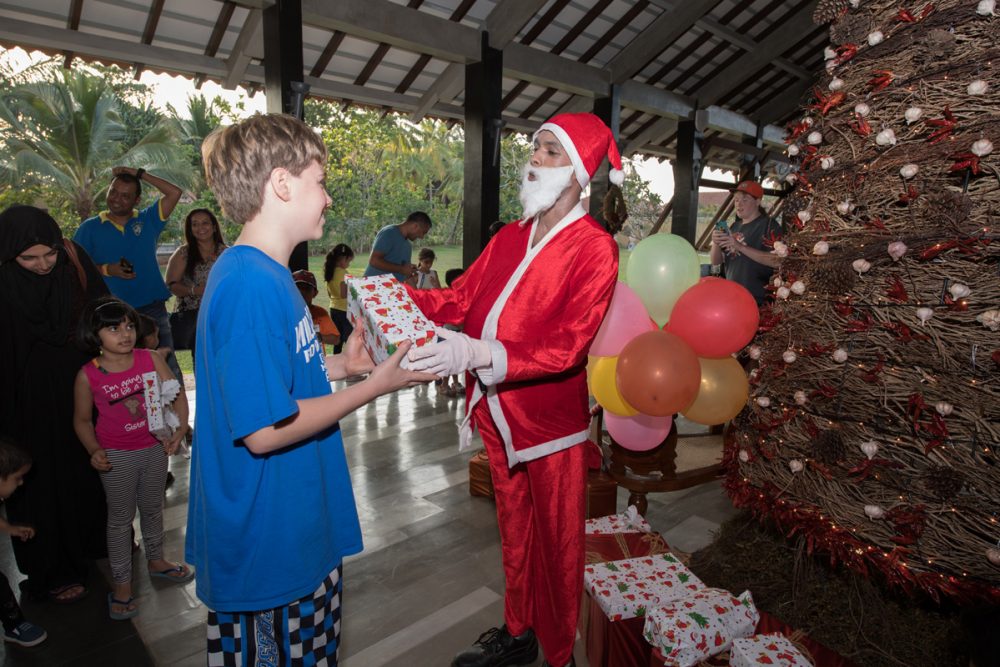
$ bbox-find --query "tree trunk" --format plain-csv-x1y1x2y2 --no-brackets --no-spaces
447,201,464,245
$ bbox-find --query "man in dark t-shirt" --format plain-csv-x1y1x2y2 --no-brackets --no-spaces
709,180,783,305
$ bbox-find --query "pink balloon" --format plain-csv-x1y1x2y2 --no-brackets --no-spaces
590,282,657,357
665,277,760,358
605,411,674,452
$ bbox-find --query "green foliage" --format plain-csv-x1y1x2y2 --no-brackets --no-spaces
0,60,191,223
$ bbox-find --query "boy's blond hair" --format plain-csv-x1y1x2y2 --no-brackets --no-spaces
202,114,327,225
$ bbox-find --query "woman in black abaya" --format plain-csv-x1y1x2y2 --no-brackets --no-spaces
0,205,108,602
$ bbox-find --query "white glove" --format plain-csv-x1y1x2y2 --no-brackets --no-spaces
406,328,492,377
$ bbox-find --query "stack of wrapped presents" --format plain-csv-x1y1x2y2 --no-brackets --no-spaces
581,508,825,667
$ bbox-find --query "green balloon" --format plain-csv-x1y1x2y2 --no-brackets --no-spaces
625,234,700,327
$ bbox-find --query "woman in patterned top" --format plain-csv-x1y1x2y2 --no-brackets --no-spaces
165,209,227,361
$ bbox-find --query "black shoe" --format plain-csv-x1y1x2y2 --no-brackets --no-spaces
541,658,576,667
165,471,175,490
451,625,538,667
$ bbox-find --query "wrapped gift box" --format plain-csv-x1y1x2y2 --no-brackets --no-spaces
142,372,182,442
586,505,652,535
469,450,493,497
730,633,814,667
585,531,670,564
584,554,705,622
643,588,759,667
346,275,436,364
583,553,704,667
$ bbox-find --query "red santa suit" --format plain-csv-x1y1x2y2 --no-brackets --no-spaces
407,202,618,666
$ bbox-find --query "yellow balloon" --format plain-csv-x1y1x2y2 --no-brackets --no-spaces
681,357,749,425
588,355,638,417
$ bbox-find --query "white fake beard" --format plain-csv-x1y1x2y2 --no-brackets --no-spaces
519,164,575,220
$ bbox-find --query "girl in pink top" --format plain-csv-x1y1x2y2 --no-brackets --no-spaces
72,297,192,621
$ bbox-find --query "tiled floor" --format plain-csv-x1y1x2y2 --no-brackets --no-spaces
0,382,738,666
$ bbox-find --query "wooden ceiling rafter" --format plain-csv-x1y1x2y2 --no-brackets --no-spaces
63,0,84,68
194,0,237,88
133,0,166,80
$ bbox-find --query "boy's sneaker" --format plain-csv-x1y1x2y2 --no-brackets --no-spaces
4,621,48,647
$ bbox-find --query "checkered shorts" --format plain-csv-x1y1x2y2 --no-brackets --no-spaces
206,565,342,667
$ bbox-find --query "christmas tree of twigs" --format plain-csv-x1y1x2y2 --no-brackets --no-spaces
726,0,999,602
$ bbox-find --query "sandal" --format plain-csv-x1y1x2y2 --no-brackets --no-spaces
47,583,88,605
108,593,139,621
149,564,194,583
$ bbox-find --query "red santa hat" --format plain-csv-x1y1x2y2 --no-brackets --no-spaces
534,113,625,188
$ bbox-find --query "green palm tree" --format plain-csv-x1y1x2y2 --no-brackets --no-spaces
0,69,190,221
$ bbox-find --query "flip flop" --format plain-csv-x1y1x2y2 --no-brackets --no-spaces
149,564,194,583
108,593,139,620
48,583,88,605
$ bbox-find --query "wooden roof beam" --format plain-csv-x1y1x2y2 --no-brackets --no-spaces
223,7,261,89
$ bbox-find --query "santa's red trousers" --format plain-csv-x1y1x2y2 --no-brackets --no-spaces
477,401,587,667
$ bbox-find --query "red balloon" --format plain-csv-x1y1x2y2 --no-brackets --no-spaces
665,277,760,358
616,331,701,416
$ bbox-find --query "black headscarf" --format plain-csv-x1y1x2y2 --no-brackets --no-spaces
0,205,81,346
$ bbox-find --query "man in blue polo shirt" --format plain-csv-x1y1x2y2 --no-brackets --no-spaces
74,166,184,379
363,211,432,281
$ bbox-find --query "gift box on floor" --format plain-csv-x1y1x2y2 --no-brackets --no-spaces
346,275,436,364
643,588,759,667
469,450,493,497
583,554,705,667
585,505,652,535
730,633,814,667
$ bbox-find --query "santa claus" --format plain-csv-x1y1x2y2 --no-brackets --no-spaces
406,112,624,667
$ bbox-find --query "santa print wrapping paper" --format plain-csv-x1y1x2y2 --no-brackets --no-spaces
346,276,436,364
586,505,653,535
142,371,167,439
642,588,759,667
584,554,705,622
730,633,813,667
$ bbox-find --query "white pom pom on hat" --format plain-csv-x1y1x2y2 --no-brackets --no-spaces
534,112,624,188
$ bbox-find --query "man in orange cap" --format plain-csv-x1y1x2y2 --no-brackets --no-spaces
405,113,623,667
710,180,783,305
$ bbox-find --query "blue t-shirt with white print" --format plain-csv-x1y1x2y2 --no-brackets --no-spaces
185,245,362,612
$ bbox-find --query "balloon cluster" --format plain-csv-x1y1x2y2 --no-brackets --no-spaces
588,234,760,451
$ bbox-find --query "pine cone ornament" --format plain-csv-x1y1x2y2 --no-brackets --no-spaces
808,259,857,295
813,429,847,464
921,467,966,500
813,0,848,25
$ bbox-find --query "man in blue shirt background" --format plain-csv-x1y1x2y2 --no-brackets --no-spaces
363,211,432,281
74,166,183,379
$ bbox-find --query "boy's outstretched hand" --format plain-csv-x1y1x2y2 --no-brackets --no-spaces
366,340,438,394
4,524,35,541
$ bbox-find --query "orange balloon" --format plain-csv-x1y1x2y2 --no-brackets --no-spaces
682,357,749,425
616,331,700,416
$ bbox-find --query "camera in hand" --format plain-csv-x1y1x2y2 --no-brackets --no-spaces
119,257,134,274
715,219,731,234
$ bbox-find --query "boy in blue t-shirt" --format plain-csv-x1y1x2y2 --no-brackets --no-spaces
187,113,435,666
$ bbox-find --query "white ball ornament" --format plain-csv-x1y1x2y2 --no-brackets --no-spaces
797,210,812,224
900,164,919,179
876,128,897,146
860,441,879,459
748,345,762,360
868,31,884,46
837,200,854,215
935,401,954,416
789,459,804,473
829,77,845,91
968,80,989,95
977,309,1000,331
787,144,800,156
854,102,871,117
785,173,798,184
794,390,808,405
825,60,838,73
807,131,823,145
782,349,798,364
820,156,836,170
812,241,829,256
971,139,994,157
776,286,791,300
864,505,886,520
852,258,871,275
904,107,923,124
739,449,750,463
949,283,971,299
824,46,837,60
756,396,772,408
987,548,1000,566
978,0,996,16
772,241,789,258
832,348,849,363
790,280,806,295
916,307,934,324
888,241,908,261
